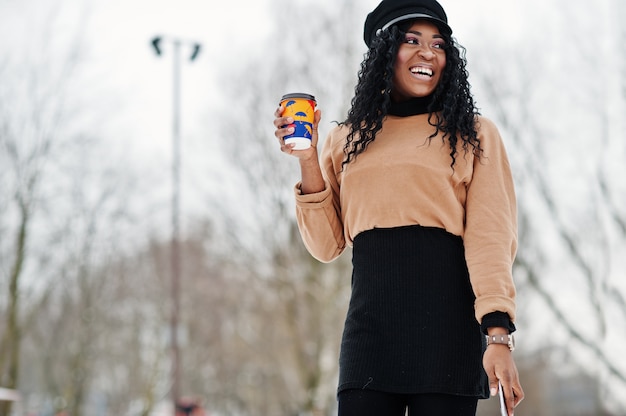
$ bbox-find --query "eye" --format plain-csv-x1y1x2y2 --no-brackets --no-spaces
404,36,420,45
432,41,446,49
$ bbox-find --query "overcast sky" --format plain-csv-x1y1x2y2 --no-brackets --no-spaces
0,0,530,159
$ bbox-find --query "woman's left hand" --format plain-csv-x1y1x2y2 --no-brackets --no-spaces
483,344,524,415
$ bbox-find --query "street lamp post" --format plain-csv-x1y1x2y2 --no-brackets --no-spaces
150,35,201,408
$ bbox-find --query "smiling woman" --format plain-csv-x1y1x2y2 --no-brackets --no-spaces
273,0,525,415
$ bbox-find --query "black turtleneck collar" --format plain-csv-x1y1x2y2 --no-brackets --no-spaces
387,94,441,117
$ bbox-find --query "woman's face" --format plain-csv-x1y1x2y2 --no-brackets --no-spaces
391,20,447,101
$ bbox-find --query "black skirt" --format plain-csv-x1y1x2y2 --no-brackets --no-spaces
338,225,489,398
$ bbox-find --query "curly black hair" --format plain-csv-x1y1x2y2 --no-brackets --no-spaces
340,21,481,170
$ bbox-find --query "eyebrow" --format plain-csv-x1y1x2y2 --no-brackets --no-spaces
406,30,445,40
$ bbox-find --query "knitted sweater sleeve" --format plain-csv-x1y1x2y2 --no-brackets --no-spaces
464,117,518,324
294,129,346,263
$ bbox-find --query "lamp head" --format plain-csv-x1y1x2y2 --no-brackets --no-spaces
151,36,162,55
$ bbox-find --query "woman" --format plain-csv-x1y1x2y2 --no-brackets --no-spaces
273,0,524,414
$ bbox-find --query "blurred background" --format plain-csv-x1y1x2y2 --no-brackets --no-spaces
0,0,625,414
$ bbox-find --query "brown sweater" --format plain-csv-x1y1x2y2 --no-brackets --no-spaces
294,114,517,324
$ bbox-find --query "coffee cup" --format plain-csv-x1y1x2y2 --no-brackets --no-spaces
279,93,317,150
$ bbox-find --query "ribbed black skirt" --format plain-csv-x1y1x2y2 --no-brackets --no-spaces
338,225,489,398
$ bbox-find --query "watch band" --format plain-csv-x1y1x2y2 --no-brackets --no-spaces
486,333,515,351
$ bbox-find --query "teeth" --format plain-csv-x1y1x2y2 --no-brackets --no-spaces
411,67,433,76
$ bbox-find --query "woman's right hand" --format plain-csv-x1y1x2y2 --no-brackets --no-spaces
273,105,322,161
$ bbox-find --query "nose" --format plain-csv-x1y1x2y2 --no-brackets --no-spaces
418,47,436,60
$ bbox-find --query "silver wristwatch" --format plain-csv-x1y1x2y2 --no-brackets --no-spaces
486,333,515,351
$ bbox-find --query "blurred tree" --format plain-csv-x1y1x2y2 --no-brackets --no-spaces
89,238,173,415
467,0,626,412
0,16,85,414
0,2,160,415
197,0,368,413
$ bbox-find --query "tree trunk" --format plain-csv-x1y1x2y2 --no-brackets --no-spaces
0,201,28,416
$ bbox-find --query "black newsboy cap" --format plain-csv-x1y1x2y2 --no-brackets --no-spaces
364,0,452,46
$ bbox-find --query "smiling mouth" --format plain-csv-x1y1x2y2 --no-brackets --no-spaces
410,66,433,77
